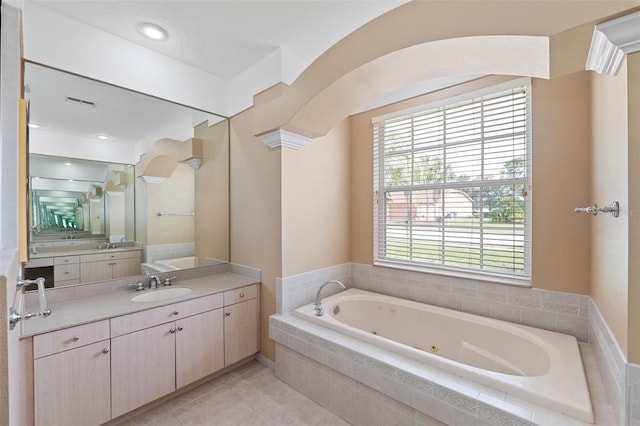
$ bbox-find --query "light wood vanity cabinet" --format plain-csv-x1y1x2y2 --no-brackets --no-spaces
53,255,80,286
110,293,225,418
31,283,259,422
224,285,259,366
80,250,141,283
33,320,111,426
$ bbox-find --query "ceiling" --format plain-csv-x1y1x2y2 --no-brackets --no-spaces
25,63,220,146
31,0,409,83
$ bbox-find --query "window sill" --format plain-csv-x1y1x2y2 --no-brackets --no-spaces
373,259,531,288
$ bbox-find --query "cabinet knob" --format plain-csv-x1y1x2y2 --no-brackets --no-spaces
225,312,231,317
239,292,245,298
102,348,110,354
71,335,79,342
173,311,179,316
177,326,183,331
169,328,176,334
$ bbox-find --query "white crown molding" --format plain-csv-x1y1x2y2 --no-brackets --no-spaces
258,129,311,150
586,11,640,75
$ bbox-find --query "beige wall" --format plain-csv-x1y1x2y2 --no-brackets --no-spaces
628,53,640,363
591,59,630,357
194,120,230,264
281,120,351,277
530,72,592,294
349,73,592,295
147,164,195,245
230,109,282,361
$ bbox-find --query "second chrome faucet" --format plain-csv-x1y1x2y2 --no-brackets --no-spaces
315,280,346,316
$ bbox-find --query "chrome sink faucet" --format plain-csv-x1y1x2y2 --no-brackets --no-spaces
148,275,160,289
315,280,346,316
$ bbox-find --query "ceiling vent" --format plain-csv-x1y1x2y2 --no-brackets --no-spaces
65,96,96,107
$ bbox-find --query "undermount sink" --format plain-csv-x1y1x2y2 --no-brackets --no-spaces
130,287,193,302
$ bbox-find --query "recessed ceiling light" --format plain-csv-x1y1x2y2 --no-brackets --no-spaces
137,22,169,41
27,122,40,129
96,134,110,140
64,162,72,166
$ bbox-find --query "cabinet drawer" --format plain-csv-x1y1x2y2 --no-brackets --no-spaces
25,257,53,268
54,264,79,281
80,250,140,263
111,304,180,337
33,320,110,359
54,255,79,265
224,284,257,306
175,293,223,318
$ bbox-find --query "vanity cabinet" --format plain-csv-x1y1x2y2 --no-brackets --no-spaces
33,320,111,426
80,250,141,283
53,255,80,286
31,282,259,422
224,285,259,366
110,293,224,418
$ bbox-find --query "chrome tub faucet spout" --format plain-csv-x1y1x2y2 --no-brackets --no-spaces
315,280,346,316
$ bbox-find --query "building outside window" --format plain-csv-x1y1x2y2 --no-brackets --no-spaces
373,79,531,283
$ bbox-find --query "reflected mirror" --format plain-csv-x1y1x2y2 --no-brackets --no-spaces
24,62,230,288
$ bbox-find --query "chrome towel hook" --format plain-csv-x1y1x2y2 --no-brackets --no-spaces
574,201,619,218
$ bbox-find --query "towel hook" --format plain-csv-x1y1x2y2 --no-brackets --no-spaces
574,201,619,218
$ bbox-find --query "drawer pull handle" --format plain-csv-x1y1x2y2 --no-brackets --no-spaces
64,272,69,275
102,348,110,354
170,328,176,334
225,312,231,317
71,335,79,342
177,326,183,331
239,292,245,298
173,311,179,316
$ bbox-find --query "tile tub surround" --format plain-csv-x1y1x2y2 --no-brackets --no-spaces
145,242,195,263
278,263,589,343
270,314,613,425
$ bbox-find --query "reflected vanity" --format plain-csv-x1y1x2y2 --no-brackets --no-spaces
22,62,230,290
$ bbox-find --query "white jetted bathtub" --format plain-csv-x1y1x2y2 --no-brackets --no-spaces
293,288,594,423
141,256,198,273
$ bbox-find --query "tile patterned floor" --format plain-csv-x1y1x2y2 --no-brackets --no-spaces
110,360,349,426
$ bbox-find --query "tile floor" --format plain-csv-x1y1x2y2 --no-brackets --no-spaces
110,360,349,426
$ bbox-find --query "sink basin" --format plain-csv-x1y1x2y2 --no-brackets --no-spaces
130,287,193,302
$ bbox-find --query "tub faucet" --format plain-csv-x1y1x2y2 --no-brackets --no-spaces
315,280,346,316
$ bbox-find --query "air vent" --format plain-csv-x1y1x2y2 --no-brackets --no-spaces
65,96,95,107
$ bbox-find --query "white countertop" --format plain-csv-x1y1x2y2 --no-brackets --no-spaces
21,271,259,337
29,246,142,259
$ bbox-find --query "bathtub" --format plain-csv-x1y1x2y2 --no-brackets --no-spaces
141,256,198,273
293,288,594,423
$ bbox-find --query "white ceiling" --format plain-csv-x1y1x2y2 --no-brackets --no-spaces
31,0,409,82
22,0,476,156
24,63,220,146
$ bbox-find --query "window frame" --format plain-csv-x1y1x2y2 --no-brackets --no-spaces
372,78,532,287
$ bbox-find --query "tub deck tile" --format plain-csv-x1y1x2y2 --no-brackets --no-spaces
271,314,595,426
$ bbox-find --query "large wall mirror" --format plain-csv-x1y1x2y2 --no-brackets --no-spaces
24,62,230,288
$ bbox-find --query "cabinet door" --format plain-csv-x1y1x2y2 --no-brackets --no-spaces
80,260,112,283
224,298,259,366
34,340,111,426
111,256,141,279
111,324,176,418
176,309,224,388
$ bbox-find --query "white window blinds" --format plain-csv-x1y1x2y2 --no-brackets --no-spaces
373,81,531,280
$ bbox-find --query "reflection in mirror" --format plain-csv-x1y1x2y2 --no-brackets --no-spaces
23,62,230,289
29,154,134,239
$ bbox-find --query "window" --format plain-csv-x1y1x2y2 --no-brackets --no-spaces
373,79,531,282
